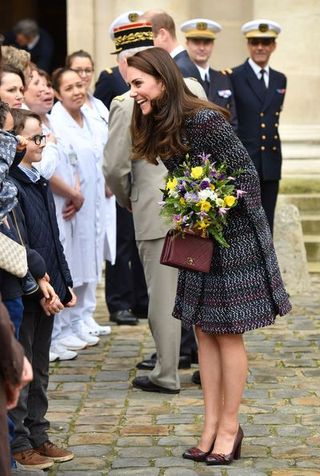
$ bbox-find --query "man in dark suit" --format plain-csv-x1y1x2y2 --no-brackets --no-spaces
4,19,54,72
141,10,202,81
181,18,237,130
94,11,148,326
230,19,286,233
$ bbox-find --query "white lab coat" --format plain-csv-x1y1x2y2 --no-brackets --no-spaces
50,101,115,289
81,95,116,265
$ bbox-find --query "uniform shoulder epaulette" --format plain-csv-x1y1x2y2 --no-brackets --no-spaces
220,68,233,75
105,67,113,74
113,94,125,102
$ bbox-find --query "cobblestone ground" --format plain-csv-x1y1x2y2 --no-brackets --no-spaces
47,277,320,476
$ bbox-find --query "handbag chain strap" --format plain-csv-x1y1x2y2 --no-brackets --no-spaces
11,209,25,247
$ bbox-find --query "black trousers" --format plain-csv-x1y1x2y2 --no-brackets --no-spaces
9,303,53,452
260,180,279,235
105,204,148,315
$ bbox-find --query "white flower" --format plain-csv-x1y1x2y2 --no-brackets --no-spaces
198,189,217,201
168,190,179,198
215,198,225,207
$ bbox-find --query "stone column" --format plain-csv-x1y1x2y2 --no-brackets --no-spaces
253,0,320,182
67,0,95,56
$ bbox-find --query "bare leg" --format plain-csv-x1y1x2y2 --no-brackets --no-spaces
212,334,247,455
195,325,222,451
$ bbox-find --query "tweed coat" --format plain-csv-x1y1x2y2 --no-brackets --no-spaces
164,108,291,334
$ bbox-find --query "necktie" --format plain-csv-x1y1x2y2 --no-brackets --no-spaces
260,69,267,90
204,73,210,95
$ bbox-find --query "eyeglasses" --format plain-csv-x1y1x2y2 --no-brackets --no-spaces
248,38,274,46
27,134,47,145
72,68,94,75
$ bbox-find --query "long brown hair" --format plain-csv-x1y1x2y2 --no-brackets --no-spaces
127,47,225,164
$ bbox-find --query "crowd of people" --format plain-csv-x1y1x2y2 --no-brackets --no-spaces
0,9,291,475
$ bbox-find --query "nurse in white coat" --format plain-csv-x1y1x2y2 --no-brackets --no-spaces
66,50,116,270
50,68,115,344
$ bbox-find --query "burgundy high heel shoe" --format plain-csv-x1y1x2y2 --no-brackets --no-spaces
206,426,244,466
183,438,215,462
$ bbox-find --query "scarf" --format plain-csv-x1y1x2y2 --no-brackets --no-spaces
0,131,18,221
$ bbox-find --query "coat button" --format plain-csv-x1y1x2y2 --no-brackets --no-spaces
260,112,264,117
262,135,266,140
274,123,279,127
274,135,278,139
272,146,277,151
261,146,266,151
261,123,266,128
275,112,279,116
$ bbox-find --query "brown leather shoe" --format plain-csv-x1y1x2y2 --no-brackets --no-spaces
183,439,215,462
206,426,244,466
34,440,74,462
13,449,54,470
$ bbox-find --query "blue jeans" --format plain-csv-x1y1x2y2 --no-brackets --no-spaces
4,297,24,339
4,297,24,468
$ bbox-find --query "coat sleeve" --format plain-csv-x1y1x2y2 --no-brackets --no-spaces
103,97,132,208
191,110,262,212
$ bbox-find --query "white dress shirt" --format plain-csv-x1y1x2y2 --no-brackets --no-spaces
248,58,270,88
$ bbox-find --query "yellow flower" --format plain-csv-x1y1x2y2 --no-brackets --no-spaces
179,197,186,206
190,166,204,179
197,200,212,212
210,184,215,191
197,220,210,229
224,195,236,207
166,177,178,190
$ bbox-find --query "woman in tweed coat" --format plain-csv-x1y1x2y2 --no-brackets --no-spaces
127,48,291,466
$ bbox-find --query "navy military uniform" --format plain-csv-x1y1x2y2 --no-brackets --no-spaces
94,66,127,110
207,69,237,129
230,60,286,181
173,49,202,80
229,19,286,233
180,18,237,130
94,31,148,324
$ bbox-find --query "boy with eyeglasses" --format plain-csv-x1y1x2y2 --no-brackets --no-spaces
228,19,286,234
8,109,77,471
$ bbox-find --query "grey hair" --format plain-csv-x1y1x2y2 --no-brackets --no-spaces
118,46,153,61
13,18,39,37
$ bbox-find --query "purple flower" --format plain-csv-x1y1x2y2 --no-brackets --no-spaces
184,192,199,202
236,189,247,199
198,152,211,162
200,180,210,190
218,208,228,216
174,214,181,222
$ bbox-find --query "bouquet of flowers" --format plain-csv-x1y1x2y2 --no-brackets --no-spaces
160,153,245,248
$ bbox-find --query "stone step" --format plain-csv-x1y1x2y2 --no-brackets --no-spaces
279,193,320,212
308,261,320,274
301,213,320,235
280,176,320,194
304,235,320,261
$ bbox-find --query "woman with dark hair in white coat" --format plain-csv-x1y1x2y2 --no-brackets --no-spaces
49,67,116,346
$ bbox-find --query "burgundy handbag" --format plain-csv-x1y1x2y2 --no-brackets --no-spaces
160,230,214,273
